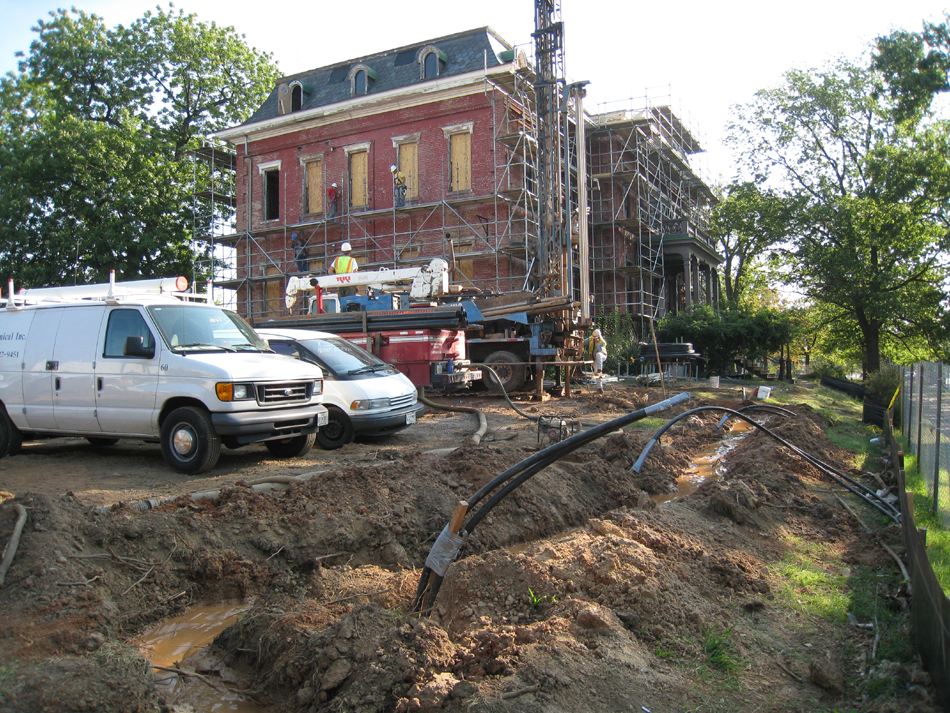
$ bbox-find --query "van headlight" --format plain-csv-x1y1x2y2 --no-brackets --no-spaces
314,379,323,396
351,398,390,410
216,382,254,402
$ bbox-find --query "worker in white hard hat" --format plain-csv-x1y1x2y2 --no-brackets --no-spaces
327,182,341,220
391,163,407,207
329,241,358,297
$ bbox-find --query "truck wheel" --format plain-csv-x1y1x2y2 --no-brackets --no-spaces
265,433,316,458
315,407,355,450
0,405,20,458
482,350,526,393
86,437,120,447
161,406,221,474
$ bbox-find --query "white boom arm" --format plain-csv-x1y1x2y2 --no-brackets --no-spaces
285,258,449,311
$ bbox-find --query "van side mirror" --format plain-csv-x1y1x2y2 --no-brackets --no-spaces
124,335,155,359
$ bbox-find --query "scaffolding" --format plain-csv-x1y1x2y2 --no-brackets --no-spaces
198,53,559,323
192,71,714,334
587,95,717,338
190,137,238,305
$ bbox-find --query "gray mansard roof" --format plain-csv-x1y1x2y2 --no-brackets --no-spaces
239,27,514,127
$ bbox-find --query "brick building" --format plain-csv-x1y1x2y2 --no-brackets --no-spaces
211,26,720,335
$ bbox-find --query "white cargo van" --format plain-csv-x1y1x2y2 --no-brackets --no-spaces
0,275,328,474
256,328,424,449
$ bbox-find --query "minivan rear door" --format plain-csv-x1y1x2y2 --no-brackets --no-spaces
51,306,105,433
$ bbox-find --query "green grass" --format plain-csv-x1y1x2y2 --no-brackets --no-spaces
701,626,742,673
774,536,849,622
900,452,950,594
0,661,18,705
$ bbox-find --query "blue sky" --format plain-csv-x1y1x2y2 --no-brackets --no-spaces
2,0,947,181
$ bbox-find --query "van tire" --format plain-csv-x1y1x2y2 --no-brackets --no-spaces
161,406,221,474
86,437,120,447
482,350,526,393
265,433,316,458
315,407,355,450
0,406,19,458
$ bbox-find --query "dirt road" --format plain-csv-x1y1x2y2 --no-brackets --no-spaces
0,384,940,713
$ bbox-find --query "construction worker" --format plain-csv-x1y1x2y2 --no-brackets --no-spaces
327,182,340,220
329,242,358,297
291,233,309,273
391,164,407,207
585,327,608,390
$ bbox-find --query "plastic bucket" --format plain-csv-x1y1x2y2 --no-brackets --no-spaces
755,386,772,399
709,376,720,388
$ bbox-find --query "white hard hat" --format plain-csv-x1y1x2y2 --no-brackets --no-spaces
390,164,397,171
331,182,338,187
341,242,352,252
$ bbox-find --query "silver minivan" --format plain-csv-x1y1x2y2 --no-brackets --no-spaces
258,328,425,449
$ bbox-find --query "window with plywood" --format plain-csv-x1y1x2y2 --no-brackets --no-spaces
455,238,476,282
305,160,323,215
397,141,419,199
448,133,471,192
349,151,368,207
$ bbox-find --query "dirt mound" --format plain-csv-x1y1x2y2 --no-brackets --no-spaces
0,387,940,713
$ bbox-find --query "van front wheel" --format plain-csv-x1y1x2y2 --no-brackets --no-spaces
161,407,221,474
265,433,316,458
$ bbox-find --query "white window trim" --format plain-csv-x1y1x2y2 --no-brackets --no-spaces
343,141,372,157
257,159,282,175
348,64,375,96
418,45,446,79
442,122,474,138
391,132,421,148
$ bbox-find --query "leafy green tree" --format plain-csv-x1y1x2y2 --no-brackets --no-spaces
0,6,278,287
727,57,950,374
656,305,796,378
710,182,792,307
874,13,950,122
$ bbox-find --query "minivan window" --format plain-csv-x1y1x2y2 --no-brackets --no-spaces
295,337,396,377
103,309,155,358
148,305,268,352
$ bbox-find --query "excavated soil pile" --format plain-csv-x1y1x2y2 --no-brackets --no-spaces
0,386,940,713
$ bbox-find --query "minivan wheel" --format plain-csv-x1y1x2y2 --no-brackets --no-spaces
265,433,316,458
315,408,355,450
160,406,221,474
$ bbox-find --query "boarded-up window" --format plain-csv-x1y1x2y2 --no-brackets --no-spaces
398,142,419,199
399,243,421,262
349,151,368,207
265,265,283,316
449,133,471,192
305,160,323,214
456,239,476,281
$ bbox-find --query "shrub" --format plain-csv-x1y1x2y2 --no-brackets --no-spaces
865,364,901,407
808,356,848,380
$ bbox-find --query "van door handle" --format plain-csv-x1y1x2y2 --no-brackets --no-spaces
55,377,61,391
97,377,103,391
46,360,59,371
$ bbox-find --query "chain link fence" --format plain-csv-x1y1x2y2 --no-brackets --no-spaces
902,362,950,527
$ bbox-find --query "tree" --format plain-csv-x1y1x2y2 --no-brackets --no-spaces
656,304,795,378
727,57,950,375
874,13,950,122
0,6,279,287
710,181,792,307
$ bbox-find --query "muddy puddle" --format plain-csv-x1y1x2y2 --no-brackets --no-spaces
654,417,755,504
138,603,268,712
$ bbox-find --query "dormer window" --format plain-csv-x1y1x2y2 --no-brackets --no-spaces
291,85,302,111
419,46,448,79
349,64,377,97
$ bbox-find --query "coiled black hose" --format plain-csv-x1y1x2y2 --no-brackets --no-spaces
632,406,901,523
411,391,691,614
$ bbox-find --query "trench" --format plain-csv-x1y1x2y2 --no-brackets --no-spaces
138,603,269,712
652,418,755,504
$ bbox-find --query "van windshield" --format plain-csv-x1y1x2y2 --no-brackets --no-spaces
296,336,396,378
148,305,269,353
